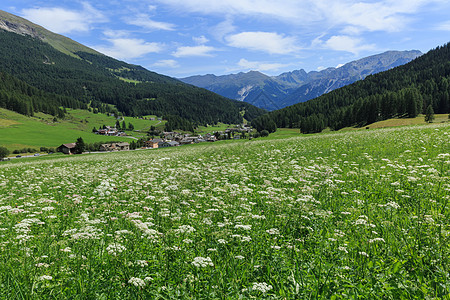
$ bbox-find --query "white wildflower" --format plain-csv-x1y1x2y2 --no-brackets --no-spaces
338,246,348,253
368,238,385,243
266,228,280,235
191,256,214,267
174,225,196,234
234,224,252,230
252,282,273,293
135,260,148,267
128,277,146,287
106,243,126,256
241,236,252,242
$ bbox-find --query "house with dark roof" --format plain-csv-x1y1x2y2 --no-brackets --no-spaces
57,143,77,154
160,141,180,148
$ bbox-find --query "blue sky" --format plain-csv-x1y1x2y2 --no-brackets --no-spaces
1,0,450,78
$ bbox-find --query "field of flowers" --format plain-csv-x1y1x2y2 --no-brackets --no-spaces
0,124,449,299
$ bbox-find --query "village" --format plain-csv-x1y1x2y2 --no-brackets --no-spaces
57,125,254,155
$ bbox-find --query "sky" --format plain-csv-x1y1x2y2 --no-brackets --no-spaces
1,0,450,78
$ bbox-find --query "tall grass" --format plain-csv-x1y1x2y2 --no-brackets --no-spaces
0,124,448,298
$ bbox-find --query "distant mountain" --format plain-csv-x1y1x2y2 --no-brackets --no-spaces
251,42,450,134
281,50,423,107
0,10,265,126
181,71,290,111
180,51,422,111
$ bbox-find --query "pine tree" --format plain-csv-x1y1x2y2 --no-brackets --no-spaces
74,137,86,154
0,146,10,159
425,104,435,123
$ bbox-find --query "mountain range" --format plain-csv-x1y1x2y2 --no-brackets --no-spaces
251,42,449,133
0,10,265,128
180,50,422,111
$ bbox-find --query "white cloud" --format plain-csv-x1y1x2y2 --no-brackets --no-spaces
154,0,314,22
436,20,450,31
21,2,107,34
93,38,164,60
102,29,130,39
211,18,236,41
324,35,375,54
232,58,289,72
321,1,408,33
226,32,299,54
125,14,176,31
336,63,345,68
193,35,209,44
152,59,179,68
172,45,218,57
155,0,443,34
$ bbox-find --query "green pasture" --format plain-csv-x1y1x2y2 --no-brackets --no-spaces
0,109,165,152
0,123,448,298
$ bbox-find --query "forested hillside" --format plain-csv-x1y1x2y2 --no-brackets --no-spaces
252,43,450,133
0,71,83,117
0,28,264,125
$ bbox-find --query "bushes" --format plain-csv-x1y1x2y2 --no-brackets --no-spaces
12,148,37,154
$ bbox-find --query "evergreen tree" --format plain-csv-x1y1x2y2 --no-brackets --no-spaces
425,104,435,123
74,137,86,154
0,146,10,159
405,89,418,118
260,130,269,137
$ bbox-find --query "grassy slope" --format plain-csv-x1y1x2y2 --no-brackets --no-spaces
360,114,449,129
0,108,165,152
266,114,450,139
0,10,99,58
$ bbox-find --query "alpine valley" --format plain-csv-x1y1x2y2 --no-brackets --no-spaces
180,50,422,111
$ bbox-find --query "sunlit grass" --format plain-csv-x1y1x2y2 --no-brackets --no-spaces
0,123,448,298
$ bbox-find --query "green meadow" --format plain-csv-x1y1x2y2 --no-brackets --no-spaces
0,108,165,151
0,123,448,298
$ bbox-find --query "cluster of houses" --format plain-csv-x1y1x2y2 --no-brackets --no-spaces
95,126,127,137
57,133,218,155
58,125,254,155
57,141,132,154
142,132,221,149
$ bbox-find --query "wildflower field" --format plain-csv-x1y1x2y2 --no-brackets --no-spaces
0,124,449,299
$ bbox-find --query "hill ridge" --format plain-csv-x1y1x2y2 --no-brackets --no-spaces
0,10,266,127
